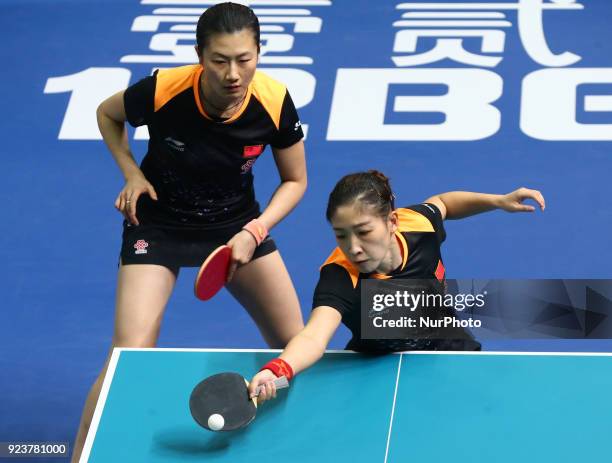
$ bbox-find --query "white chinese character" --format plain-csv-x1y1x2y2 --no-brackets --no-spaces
393,29,506,67
121,6,325,65
393,1,583,67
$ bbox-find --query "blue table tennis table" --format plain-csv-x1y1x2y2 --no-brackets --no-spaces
81,348,612,463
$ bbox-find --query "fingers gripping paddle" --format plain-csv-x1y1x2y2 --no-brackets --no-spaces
189,372,289,431
194,245,232,301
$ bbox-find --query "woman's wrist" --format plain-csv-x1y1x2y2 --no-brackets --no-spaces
260,358,294,381
242,218,268,246
490,193,504,210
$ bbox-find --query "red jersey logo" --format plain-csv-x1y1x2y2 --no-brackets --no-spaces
434,260,445,281
243,145,264,157
134,239,149,255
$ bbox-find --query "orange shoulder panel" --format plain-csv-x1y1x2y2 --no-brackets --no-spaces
250,71,287,130
321,248,360,289
396,208,435,233
154,65,199,112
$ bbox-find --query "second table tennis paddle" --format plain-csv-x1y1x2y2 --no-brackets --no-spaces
194,245,232,301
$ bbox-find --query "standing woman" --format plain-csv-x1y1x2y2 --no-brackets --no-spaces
72,3,306,460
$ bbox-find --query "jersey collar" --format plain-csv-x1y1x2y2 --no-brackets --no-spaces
193,67,253,124
371,232,409,280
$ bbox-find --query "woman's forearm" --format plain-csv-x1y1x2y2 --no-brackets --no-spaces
258,178,307,230
96,102,143,181
436,191,502,220
278,329,327,375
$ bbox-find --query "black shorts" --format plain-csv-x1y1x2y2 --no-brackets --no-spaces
119,221,277,270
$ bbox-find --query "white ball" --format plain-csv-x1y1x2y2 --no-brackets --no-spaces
207,413,224,431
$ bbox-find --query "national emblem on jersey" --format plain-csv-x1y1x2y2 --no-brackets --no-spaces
243,145,264,157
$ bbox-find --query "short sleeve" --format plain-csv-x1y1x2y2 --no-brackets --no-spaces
408,203,446,244
312,263,356,317
270,90,304,149
123,73,156,127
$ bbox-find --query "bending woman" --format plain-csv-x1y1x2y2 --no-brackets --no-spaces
249,170,545,400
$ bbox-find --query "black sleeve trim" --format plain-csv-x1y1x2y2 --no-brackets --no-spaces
270,91,304,149
123,74,156,128
405,203,446,244
312,263,355,316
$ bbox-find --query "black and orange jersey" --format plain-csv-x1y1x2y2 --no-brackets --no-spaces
313,203,480,352
123,64,304,228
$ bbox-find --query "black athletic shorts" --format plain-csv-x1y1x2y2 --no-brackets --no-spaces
119,220,277,270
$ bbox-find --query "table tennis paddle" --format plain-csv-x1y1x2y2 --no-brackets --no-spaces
189,372,289,431
194,245,232,301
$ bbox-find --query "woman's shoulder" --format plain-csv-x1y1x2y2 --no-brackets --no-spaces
395,204,441,233
250,71,289,110
319,248,359,289
153,65,200,92
251,70,287,93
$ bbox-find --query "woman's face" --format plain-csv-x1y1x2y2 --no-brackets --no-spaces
330,203,398,274
199,28,258,102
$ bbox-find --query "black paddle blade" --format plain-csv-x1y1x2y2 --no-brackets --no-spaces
189,372,257,431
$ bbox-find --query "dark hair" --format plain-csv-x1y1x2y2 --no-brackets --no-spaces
326,170,396,221
196,2,260,54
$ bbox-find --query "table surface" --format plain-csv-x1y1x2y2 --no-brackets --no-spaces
81,349,612,463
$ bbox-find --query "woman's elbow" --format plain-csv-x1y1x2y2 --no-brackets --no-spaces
297,174,307,197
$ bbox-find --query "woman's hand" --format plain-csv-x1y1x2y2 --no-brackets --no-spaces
248,369,279,404
226,230,258,281
498,187,545,213
115,173,158,225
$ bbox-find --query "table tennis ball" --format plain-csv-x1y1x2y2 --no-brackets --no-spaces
208,413,224,431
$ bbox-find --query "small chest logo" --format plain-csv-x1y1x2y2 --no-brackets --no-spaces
243,145,264,157
165,137,185,152
134,239,149,255
241,158,257,174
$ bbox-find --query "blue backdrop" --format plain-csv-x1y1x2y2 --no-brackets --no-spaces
1,0,611,456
